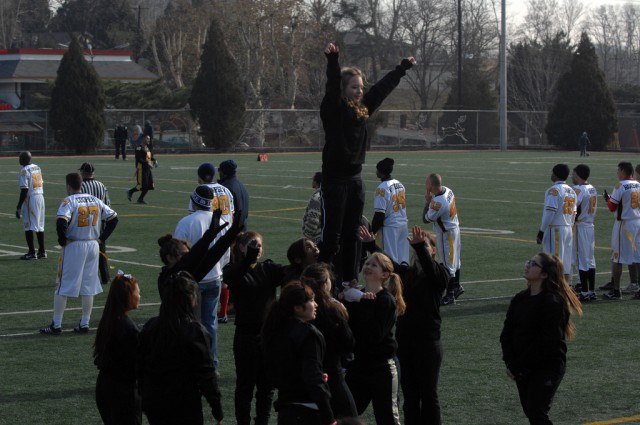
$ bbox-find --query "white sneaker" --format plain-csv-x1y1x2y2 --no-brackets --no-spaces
621,282,640,294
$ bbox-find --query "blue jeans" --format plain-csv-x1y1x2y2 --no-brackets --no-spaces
199,278,221,369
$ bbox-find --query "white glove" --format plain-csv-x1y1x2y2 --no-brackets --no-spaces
342,286,364,302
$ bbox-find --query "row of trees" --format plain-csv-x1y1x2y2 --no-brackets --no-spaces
32,0,621,150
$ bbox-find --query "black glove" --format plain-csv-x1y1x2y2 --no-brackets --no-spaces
209,209,227,235
400,58,414,70
536,230,544,244
230,209,243,232
603,189,610,201
15,208,20,219
246,239,260,264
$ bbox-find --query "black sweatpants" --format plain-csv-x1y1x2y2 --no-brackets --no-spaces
95,372,141,425
515,368,565,425
346,358,400,425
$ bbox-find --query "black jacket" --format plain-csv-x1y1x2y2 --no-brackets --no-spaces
266,319,334,424
94,315,139,383
500,289,569,376
320,52,412,179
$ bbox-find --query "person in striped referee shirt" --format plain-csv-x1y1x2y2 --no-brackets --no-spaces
80,162,112,285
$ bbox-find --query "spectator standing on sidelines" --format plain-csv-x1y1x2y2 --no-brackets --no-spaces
602,162,640,300
15,151,46,260
40,172,118,335
80,162,112,285
536,164,576,284
571,164,598,301
114,123,128,160
302,171,323,244
218,159,249,322
372,158,409,264
579,131,591,157
174,185,233,368
423,173,463,305
318,41,414,291
127,135,154,204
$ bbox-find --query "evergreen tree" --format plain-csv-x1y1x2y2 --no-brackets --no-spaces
189,16,245,150
546,32,618,150
440,58,498,144
49,36,105,153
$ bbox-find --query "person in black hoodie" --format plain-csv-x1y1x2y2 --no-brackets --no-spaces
360,224,449,425
138,272,223,425
300,262,357,419
222,231,287,425
318,41,415,290
343,251,406,425
500,252,583,425
261,281,335,425
93,272,142,425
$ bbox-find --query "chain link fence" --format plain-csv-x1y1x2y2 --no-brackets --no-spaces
1,109,637,154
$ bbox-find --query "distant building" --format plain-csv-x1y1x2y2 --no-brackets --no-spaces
0,48,157,110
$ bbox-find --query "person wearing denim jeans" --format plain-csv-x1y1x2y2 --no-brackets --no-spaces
199,278,222,368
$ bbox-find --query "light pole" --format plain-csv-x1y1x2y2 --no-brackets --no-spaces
457,0,463,110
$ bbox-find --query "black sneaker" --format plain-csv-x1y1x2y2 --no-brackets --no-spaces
218,315,228,324
603,290,621,300
441,294,456,306
579,292,597,302
37,251,47,259
20,252,37,260
73,323,90,334
633,291,640,300
453,285,465,299
126,190,132,202
599,281,614,291
137,199,147,204
40,323,62,335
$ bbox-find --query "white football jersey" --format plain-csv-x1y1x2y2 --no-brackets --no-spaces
57,194,117,241
424,186,459,232
573,183,597,225
18,164,44,196
610,179,640,221
542,182,576,226
374,179,408,227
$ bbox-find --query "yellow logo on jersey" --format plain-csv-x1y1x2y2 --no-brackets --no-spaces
431,201,442,211
376,188,385,197
615,182,622,189
548,188,559,196
21,170,26,176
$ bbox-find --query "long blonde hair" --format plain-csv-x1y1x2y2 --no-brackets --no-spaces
537,252,583,338
368,252,406,315
341,67,369,120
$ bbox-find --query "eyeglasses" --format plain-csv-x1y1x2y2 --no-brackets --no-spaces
525,259,543,269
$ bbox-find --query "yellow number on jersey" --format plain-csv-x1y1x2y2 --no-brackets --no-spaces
391,191,406,212
449,198,458,218
563,197,575,215
77,205,99,227
32,172,43,189
588,196,597,214
632,192,640,209
211,195,230,215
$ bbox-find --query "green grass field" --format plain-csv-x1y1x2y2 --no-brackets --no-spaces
1,150,639,425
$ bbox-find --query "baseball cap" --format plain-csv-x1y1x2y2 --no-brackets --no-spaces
219,160,237,175
79,162,95,173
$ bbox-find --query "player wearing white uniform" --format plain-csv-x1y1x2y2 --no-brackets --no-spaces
40,173,118,335
15,151,46,260
372,158,409,264
536,164,576,282
602,162,640,300
182,163,235,367
423,173,462,305
571,164,598,301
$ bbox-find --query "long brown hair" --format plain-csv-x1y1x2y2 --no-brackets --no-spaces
341,67,369,120
300,262,348,321
93,274,139,359
537,252,583,338
368,252,406,315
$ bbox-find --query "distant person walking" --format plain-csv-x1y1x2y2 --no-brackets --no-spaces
114,123,128,160
579,131,590,157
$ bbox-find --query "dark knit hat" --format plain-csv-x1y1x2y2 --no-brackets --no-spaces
219,160,237,176
552,163,570,180
376,158,394,176
574,164,590,181
78,162,95,173
191,185,214,209
197,163,216,182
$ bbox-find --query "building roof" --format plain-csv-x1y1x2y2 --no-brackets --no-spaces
0,48,157,83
